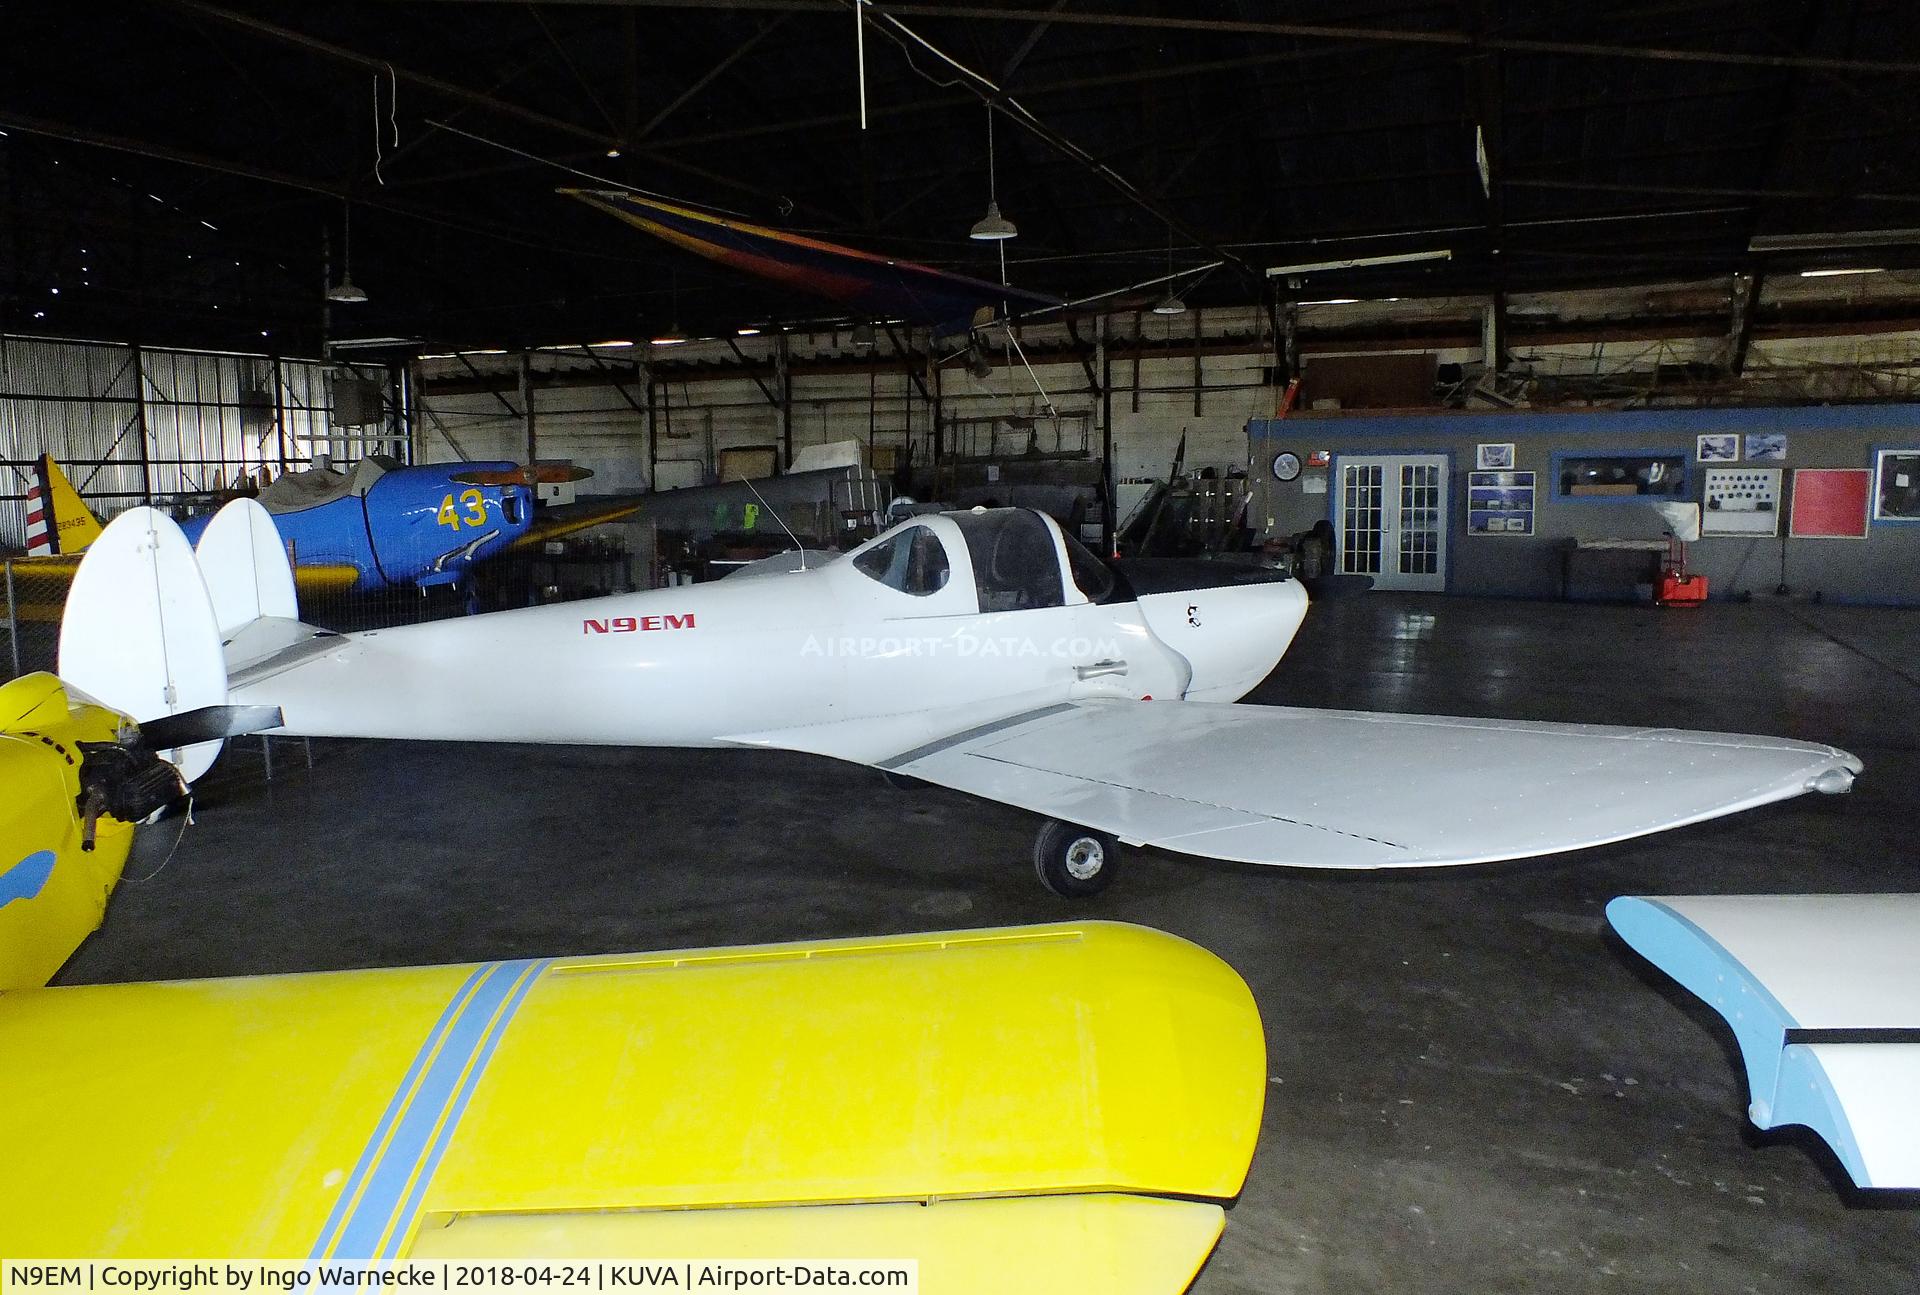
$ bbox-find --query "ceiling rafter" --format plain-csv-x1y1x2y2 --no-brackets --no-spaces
377,1,1920,78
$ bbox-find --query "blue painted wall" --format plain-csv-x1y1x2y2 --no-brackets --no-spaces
1249,404,1920,604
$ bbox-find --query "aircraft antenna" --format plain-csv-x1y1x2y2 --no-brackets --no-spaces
743,477,809,571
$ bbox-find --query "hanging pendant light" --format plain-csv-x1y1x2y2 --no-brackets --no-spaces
970,202,1018,242
327,203,369,304
968,109,1018,241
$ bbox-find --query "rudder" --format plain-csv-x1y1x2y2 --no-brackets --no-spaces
57,507,228,781
32,455,105,556
194,498,299,637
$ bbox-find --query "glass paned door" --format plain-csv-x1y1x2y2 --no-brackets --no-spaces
1336,454,1449,591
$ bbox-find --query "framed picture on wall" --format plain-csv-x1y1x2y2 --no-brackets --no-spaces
1873,448,1920,522
1476,442,1515,470
1745,433,1788,461
1696,433,1739,463
1468,469,1535,535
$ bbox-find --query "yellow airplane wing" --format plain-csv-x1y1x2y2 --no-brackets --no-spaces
0,922,1264,1290
3,555,359,624
510,499,644,550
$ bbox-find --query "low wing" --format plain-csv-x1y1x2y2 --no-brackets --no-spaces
1,554,357,625
1608,895,1920,1189
860,700,1861,868
0,921,1261,1284
509,498,644,550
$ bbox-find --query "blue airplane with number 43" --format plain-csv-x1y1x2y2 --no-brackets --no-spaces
24,455,633,595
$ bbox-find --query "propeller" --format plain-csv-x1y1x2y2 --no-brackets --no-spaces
74,704,284,849
450,464,595,487
134,704,285,750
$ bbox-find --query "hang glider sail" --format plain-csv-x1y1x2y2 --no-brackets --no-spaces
564,188,1061,332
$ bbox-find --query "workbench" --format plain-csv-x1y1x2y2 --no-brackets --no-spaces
1558,537,1668,601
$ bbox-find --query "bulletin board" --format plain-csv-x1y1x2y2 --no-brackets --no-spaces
1467,470,1535,535
1788,468,1871,539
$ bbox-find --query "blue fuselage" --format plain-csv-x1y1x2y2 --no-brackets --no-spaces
177,463,534,591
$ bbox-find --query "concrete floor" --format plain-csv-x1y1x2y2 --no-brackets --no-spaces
61,593,1920,1293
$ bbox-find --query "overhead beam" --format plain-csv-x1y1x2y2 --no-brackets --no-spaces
155,0,623,151
0,110,653,261
637,15,789,140
854,4,1261,287
528,5,626,137
1508,177,1920,207
154,0,847,223
725,336,782,406
380,2,1920,77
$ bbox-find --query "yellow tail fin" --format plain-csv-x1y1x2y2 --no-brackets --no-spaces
37,455,103,555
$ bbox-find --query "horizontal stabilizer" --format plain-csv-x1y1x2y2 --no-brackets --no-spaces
1608,894,1920,1189
869,700,1862,869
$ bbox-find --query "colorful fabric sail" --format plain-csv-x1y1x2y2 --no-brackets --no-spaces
564,189,1059,333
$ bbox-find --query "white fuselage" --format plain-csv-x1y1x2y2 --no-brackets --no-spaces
231,511,1310,761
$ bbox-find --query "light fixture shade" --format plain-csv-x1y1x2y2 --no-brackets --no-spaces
1151,291,1187,316
969,201,1018,241
327,274,368,304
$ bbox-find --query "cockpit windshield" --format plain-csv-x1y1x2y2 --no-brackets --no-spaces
948,509,1064,612
1061,530,1122,604
852,524,951,596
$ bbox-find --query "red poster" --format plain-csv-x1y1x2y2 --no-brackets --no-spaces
1788,468,1871,539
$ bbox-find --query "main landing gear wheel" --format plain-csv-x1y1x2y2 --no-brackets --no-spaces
1033,819,1121,898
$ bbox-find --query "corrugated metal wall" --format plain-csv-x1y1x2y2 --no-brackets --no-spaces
0,333,398,548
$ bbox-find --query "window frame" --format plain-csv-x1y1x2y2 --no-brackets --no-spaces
1549,447,1694,505
849,523,954,597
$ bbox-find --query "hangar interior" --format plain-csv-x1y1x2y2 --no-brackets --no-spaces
2,3,1917,1292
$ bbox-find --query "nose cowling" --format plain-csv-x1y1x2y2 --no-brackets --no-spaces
1119,562,1309,704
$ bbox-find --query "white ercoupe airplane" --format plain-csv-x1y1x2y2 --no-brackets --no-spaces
60,501,1860,895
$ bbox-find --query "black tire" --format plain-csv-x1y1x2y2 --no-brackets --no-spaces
1033,819,1120,898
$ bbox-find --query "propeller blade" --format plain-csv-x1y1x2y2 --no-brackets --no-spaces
136,704,285,749
450,464,596,486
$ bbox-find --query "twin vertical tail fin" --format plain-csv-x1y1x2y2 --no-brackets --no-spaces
25,455,104,556
193,496,299,636
56,499,296,783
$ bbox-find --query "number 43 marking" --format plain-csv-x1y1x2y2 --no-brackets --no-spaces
437,488,488,529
